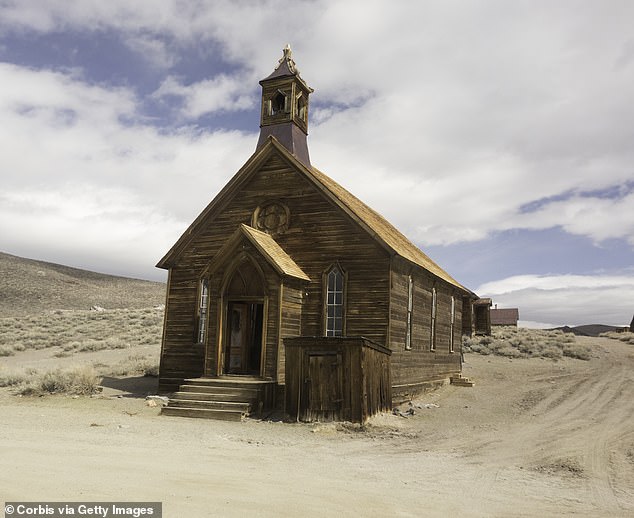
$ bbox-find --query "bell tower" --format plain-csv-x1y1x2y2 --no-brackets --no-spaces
256,45,313,166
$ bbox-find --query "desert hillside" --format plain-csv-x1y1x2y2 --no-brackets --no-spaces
0,251,165,316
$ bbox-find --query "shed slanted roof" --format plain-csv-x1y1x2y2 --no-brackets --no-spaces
490,308,520,325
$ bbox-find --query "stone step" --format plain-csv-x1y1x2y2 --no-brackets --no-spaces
167,399,250,412
178,384,260,397
172,391,258,403
450,376,475,387
162,377,275,421
162,406,245,422
183,377,273,388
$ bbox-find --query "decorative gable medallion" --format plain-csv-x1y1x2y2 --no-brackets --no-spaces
252,202,290,235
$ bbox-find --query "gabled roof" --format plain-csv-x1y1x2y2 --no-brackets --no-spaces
206,224,310,281
491,308,520,325
157,137,471,293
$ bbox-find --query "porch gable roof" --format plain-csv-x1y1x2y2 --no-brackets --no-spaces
205,224,310,281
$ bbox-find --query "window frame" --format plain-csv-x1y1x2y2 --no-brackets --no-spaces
450,295,456,353
405,275,414,350
195,278,210,345
323,264,346,337
430,287,437,352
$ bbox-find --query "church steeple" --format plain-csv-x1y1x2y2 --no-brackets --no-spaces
256,45,313,166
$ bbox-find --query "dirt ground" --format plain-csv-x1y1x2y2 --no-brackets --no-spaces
1,336,633,517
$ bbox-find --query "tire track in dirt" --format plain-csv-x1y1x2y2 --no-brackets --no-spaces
459,338,634,515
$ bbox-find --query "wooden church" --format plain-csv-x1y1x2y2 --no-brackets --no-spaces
157,46,479,421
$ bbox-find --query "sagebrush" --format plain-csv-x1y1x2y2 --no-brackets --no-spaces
463,327,592,360
599,331,634,344
0,307,164,356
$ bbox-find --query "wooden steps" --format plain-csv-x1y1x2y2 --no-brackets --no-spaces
161,377,276,421
450,375,475,387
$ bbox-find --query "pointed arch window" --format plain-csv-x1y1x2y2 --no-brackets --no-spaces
405,275,413,350
269,90,288,116
325,265,345,337
450,296,456,353
296,93,307,122
196,278,210,344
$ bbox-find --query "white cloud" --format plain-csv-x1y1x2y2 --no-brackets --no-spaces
510,192,634,246
124,34,178,70
477,274,634,327
153,75,255,118
0,62,256,278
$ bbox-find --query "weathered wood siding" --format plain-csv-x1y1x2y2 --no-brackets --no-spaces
159,268,204,392
159,150,390,391
277,280,304,383
285,337,392,423
389,257,462,396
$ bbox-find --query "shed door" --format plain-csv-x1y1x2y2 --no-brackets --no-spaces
305,352,343,421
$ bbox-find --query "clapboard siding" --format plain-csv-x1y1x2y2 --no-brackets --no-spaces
158,146,472,398
158,150,391,391
389,257,462,389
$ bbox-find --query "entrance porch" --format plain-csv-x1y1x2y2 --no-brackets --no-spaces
161,376,277,421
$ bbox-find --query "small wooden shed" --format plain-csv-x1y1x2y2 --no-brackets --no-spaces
285,336,391,422
491,307,520,327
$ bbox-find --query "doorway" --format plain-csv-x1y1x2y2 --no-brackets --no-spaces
225,301,263,375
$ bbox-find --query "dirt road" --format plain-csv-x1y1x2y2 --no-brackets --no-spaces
1,337,633,517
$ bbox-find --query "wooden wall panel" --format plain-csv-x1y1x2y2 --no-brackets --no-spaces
160,149,392,390
388,257,462,390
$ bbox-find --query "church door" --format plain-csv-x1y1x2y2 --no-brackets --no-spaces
221,258,266,377
225,301,263,375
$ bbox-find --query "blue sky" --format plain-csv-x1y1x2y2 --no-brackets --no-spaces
0,1,633,327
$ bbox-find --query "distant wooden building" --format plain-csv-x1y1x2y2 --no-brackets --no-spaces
490,307,520,327
157,47,479,421
470,298,492,335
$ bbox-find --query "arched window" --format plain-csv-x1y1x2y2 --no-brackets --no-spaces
196,278,209,344
269,90,288,115
450,296,456,353
325,266,344,337
405,275,413,350
296,93,307,122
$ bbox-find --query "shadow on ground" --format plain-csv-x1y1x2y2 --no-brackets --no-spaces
99,375,159,398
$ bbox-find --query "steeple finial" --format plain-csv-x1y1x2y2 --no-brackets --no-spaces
275,43,298,75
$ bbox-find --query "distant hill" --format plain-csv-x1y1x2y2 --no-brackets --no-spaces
551,324,627,337
0,252,166,317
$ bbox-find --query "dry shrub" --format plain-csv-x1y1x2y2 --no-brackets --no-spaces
0,345,15,357
0,368,27,387
19,366,99,396
104,354,159,377
600,331,634,345
463,327,591,361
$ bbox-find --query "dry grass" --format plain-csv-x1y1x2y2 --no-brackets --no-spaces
0,306,162,397
0,307,164,356
599,331,634,344
0,365,101,396
463,326,592,360
0,355,159,396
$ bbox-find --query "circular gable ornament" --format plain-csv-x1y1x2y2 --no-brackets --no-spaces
253,202,290,235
